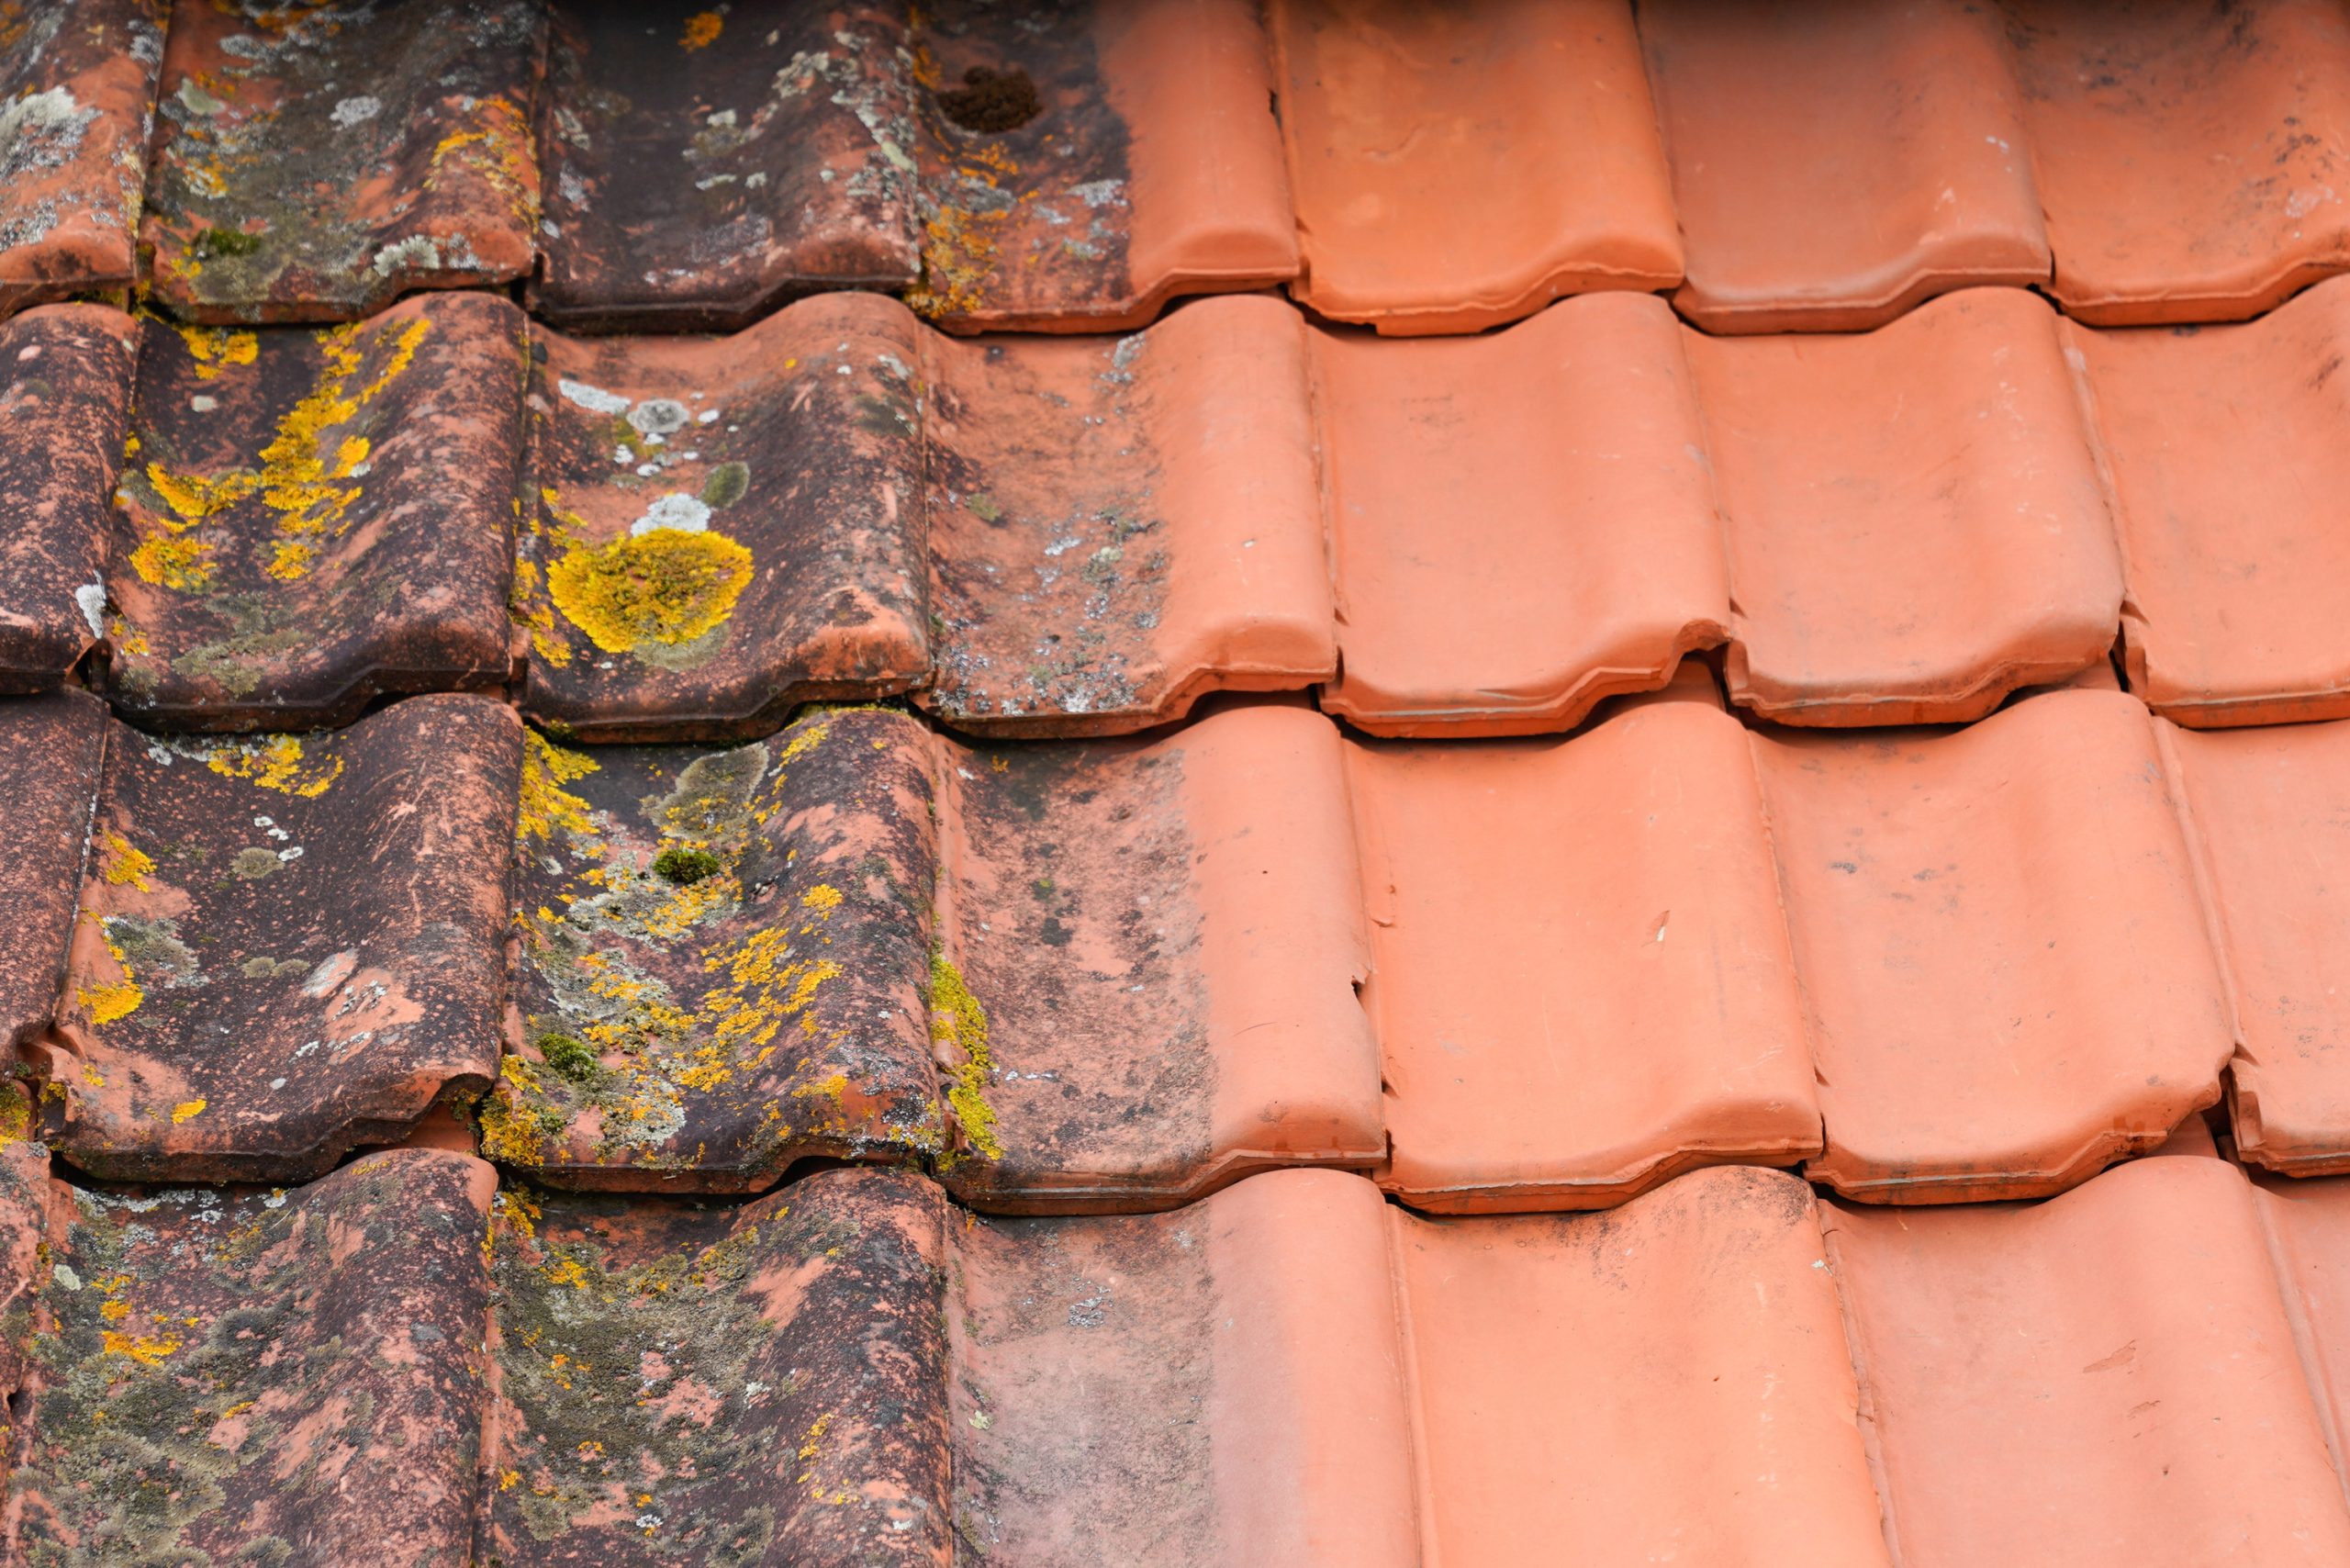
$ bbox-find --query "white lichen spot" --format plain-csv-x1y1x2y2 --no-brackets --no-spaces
369,233,441,278
174,80,226,118
559,377,632,416
630,493,711,536
330,95,382,129
626,398,691,438
50,1263,80,1292
74,582,106,639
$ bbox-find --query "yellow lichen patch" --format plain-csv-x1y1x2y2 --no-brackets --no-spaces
78,974,141,1027
907,203,1009,320
641,870,735,942
680,10,722,48
102,1329,182,1366
519,731,601,845
204,735,342,797
800,883,843,913
171,1099,206,1124
177,323,257,380
97,832,155,891
264,540,316,581
0,1089,28,1148
931,951,1002,1160
479,1055,557,1165
546,527,755,655
129,530,215,592
509,557,571,668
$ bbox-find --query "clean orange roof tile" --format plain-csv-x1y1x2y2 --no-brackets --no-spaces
0,692,106,1060
1268,0,1681,334
2255,1170,2350,1459
1695,287,2124,724
520,294,931,741
141,0,543,323
106,295,525,728
921,294,1332,735
1824,1152,2350,1564
0,305,134,689
531,6,921,330
2007,0,2350,326
1347,675,1821,1211
2080,274,2350,726
1757,688,2232,1201
0,0,162,317
911,0,1297,333
2164,714,2350,1175
1642,0,2047,333
39,696,521,1180
1315,291,1728,736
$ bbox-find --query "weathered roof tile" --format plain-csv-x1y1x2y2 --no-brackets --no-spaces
0,304,135,689
141,0,543,323
37,695,522,1181
106,294,527,728
0,692,107,1059
0,0,163,316
531,3,922,330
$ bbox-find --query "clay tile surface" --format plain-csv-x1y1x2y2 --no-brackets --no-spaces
482,1170,951,1563
106,295,526,729
2255,1170,2350,1459
2164,714,2350,1175
1639,0,2049,333
6,1147,498,1565
0,304,135,689
955,1164,1886,1563
2080,274,2350,726
1757,689,2232,1201
518,294,929,742
935,701,1382,1212
1319,287,2121,735
0,0,163,317
908,0,1296,333
530,4,921,331
493,708,942,1192
1269,0,1683,334
141,0,543,324
2005,0,2350,326
1345,677,1823,1211
920,294,1331,735
0,692,106,1059
1693,287,2124,724
1823,1153,2350,1564
38,695,522,1181
1315,291,1728,737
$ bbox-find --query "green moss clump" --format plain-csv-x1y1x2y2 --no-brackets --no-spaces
536,1032,600,1082
652,846,722,886
193,225,264,259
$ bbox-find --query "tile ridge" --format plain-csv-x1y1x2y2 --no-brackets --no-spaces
1814,1203,1908,1568
1735,721,1828,1114
1378,1198,1438,1568
2250,1172,2350,1518
2149,715,2255,1088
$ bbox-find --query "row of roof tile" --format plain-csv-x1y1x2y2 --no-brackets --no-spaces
7,1139,2350,1564
8,0,2350,335
9,280,2350,738
9,679,2350,1207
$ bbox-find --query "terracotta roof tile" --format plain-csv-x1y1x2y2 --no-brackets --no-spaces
141,0,543,324
2083,274,2350,726
2165,714,2350,1174
483,1170,951,1562
106,294,526,728
1348,676,1823,1211
497,707,942,1191
1641,0,2047,333
6,1146,498,1562
37,696,522,1180
0,0,163,316
518,294,930,741
1762,688,2232,1201
0,305,135,689
1645,0,2350,332
920,294,1331,735
531,5,921,331
1268,0,1681,334
0,692,108,1060
1823,1152,2350,1563
910,0,1297,334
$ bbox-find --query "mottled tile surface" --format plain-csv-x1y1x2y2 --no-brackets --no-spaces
39,696,522,1180
0,693,106,1057
106,295,527,728
532,2,920,330
142,0,543,323
491,707,941,1191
